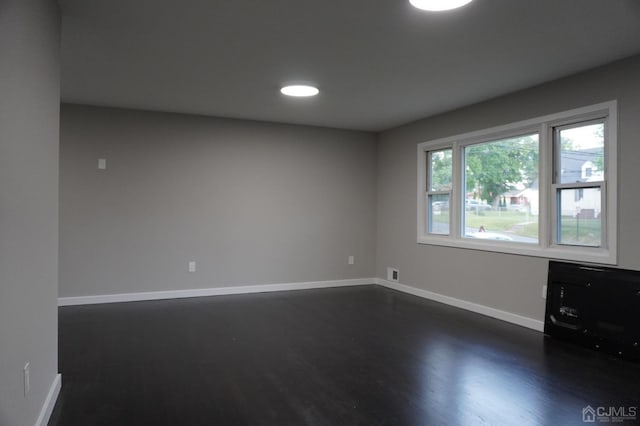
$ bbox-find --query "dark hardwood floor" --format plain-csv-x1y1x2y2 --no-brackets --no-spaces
49,285,640,425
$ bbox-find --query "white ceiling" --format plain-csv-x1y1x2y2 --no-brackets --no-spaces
59,0,640,132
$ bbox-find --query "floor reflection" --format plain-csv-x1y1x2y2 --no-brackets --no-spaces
418,336,576,425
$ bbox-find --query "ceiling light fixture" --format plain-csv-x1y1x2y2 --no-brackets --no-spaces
280,85,319,97
409,0,473,11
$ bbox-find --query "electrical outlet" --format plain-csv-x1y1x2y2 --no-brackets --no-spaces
348,255,355,265
23,363,30,396
98,158,107,170
542,284,547,299
387,267,399,282
188,261,196,273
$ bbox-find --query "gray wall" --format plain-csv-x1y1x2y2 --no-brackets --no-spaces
58,51,640,327
59,105,377,297
0,0,60,424
376,55,640,322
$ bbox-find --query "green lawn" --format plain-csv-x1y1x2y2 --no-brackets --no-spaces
433,210,538,238
559,217,601,246
466,210,539,239
432,210,600,244
464,211,534,234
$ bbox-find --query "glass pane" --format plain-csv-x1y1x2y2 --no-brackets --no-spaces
558,122,604,184
557,187,601,246
463,134,539,244
429,149,452,191
428,194,449,235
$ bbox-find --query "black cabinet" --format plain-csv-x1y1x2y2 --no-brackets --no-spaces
545,261,640,361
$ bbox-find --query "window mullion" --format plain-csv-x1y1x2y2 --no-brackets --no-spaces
451,142,462,239
600,181,608,250
539,123,551,248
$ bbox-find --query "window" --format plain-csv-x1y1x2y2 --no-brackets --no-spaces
417,101,617,264
554,121,605,248
426,149,452,235
463,134,539,243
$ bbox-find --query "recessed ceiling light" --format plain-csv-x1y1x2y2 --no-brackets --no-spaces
409,0,473,11
280,85,319,97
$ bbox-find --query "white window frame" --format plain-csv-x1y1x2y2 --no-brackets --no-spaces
417,101,617,265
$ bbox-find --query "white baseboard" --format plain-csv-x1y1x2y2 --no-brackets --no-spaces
374,278,544,332
58,278,375,306
57,277,543,332
35,373,61,426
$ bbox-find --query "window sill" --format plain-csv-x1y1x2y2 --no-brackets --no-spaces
416,235,616,265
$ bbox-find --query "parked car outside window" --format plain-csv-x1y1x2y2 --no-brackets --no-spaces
465,199,492,211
